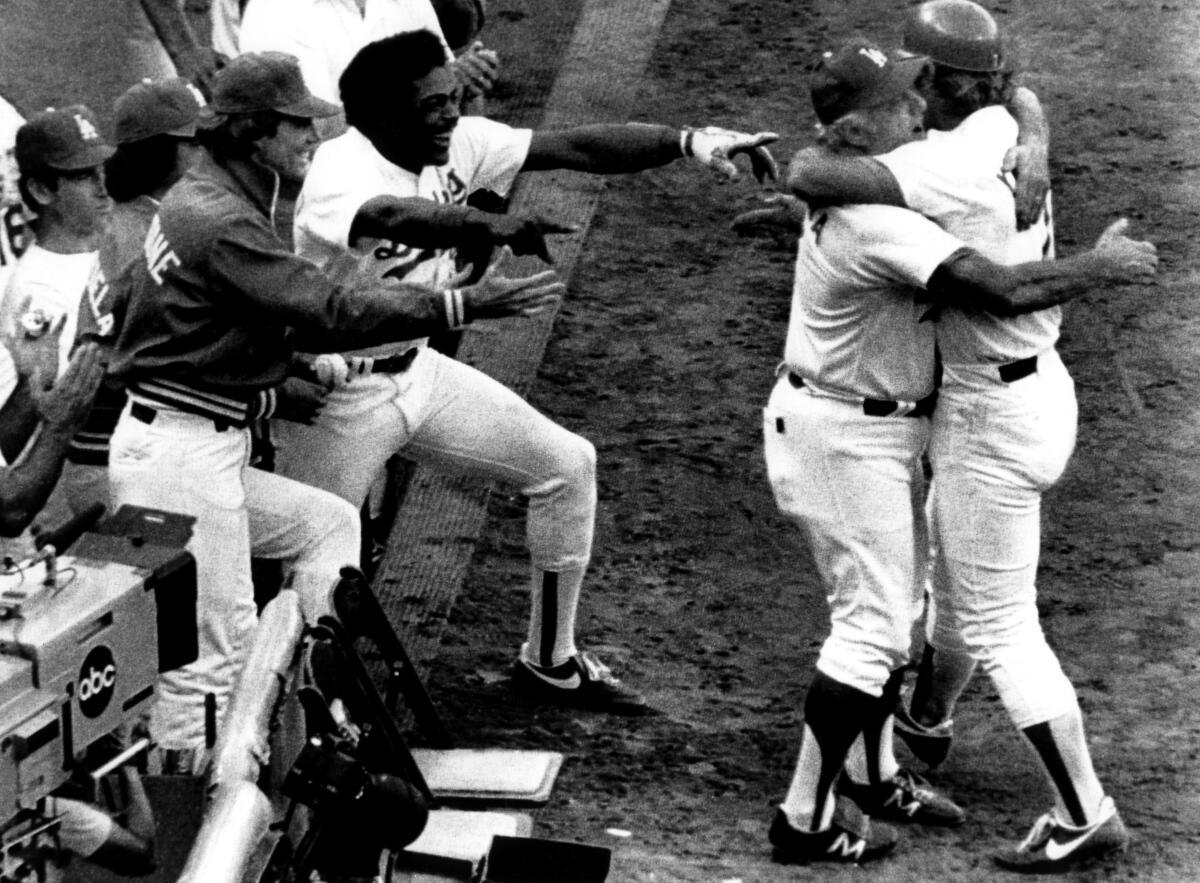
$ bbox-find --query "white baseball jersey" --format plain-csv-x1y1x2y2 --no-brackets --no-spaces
877,106,1057,365
786,204,967,403
0,247,104,412
239,0,452,104
294,116,532,357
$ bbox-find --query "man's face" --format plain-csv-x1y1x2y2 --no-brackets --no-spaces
915,67,976,132
862,88,927,153
388,66,462,171
46,165,112,241
252,116,320,183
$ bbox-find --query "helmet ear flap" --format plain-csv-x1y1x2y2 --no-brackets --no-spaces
902,0,1005,73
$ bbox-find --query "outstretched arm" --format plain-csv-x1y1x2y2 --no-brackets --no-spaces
349,197,575,265
930,219,1156,316
137,0,223,97
525,123,778,182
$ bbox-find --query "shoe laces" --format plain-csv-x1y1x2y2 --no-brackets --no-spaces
577,651,620,684
1016,811,1059,853
893,768,931,797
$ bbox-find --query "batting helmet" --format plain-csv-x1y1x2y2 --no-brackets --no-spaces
902,0,1005,73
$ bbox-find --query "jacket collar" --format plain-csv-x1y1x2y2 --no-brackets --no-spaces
197,149,281,226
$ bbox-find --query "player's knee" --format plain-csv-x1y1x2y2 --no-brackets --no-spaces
539,432,595,491
573,435,597,483
323,493,362,545
985,641,1077,726
929,616,970,656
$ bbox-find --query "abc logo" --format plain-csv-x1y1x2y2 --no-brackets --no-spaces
77,646,117,719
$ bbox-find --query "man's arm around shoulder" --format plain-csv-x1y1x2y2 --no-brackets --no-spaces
786,146,906,207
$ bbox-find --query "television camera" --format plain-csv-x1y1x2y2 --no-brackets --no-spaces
0,505,198,882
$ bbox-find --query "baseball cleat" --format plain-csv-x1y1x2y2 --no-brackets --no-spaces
839,767,966,827
993,796,1129,874
893,703,955,768
512,651,650,715
768,800,899,865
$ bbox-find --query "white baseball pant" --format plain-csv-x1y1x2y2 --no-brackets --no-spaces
272,347,596,666
108,401,361,751
273,346,596,574
925,348,1080,727
763,376,930,696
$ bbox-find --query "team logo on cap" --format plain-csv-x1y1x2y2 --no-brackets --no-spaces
185,82,208,108
859,46,889,67
74,113,100,142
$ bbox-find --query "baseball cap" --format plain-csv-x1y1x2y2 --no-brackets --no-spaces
115,77,213,144
211,52,340,118
15,105,115,173
810,39,928,125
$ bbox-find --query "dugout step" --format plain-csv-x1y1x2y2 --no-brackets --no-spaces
410,748,563,807
393,808,532,879
393,811,610,883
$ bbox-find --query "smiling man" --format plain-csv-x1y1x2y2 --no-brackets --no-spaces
283,29,778,715
762,37,1155,866
105,51,569,769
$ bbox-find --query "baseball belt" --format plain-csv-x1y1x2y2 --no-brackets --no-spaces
369,348,419,375
786,372,937,419
998,355,1038,383
130,400,234,432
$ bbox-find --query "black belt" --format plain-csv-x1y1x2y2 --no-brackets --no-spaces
998,355,1038,383
787,372,936,418
370,348,419,375
130,401,233,432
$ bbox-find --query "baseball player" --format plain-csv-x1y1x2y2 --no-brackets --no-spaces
280,29,778,715
764,39,1155,866
786,0,1155,871
38,78,211,523
0,105,116,535
105,51,567,768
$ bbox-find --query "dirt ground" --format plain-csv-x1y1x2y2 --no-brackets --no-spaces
427,1,1200,881
3,0,1199,881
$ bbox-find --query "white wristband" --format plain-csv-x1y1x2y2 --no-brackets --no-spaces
444,288,466,330
680,128,695,158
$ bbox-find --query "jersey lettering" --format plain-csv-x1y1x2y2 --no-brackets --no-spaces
82,264,114,338
0,204,29,267
1041,199,1055,259
374,240,442,281
144,214,181,285
444,169,468,205
371,169,468,281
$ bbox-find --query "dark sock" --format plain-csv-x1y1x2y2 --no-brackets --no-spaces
1023,721,1087,826
858,668,905,785
909,643,937,720
538,572,559,667
803,671,878,827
